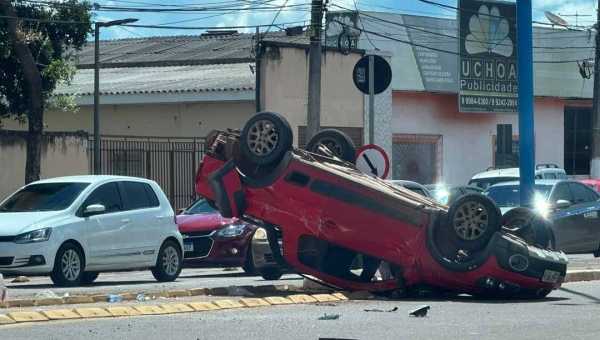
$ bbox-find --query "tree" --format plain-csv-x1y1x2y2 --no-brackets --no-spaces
0,0,95,184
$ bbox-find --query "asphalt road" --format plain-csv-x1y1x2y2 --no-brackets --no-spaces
4,267,303,300
2,281,600,339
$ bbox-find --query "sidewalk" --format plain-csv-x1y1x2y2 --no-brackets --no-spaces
564,255,600,283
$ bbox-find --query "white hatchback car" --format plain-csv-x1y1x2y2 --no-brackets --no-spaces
0,175,184,287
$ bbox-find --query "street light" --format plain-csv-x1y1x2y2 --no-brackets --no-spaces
94,18,139,175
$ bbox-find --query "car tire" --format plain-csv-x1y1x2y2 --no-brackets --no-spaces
242,246,259,276
151,240,183,282
305,129,357,164
259,267,283,281
444,193,502,251
50,242,85,287
240,111,293,166
81,272,100,285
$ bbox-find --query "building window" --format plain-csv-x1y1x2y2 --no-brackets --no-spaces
564,107,592,176
392,134,443,184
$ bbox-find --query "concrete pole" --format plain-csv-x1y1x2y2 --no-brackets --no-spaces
306,0,323,141
590,5,600,179
93,23,101,175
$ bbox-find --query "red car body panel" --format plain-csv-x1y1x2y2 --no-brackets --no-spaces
579,179,600,192
195,130,569,297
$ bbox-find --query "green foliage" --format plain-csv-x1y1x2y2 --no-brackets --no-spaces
0,0,96,127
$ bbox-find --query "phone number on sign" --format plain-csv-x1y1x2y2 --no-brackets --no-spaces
461,97,518,107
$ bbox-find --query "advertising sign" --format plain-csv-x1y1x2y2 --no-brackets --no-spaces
458,0,518,114
324,11,359,50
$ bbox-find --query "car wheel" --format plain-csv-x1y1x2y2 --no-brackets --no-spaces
259,267,283,280
50,242,85,287
240,111,293,166
151,240,183,282
81,272,100,285
305,129,357,164
242,246,259,276
444,194,501,251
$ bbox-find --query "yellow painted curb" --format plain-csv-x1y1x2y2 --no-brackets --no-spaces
239,298,271,308
7,312,49,323
190,288,207,296
134,306,168,315
92,295,111,303
65,296,94,304
146,292,170,299
0,302,7,309
41,310,82,320
188,302,221,312
312,294,340,302
263,296,294,305
119,294,138,301
332,293,349,300
74,308,112,319
213,300,244,309
160,304,194,313
35,298,65,307
6,300,35,308
287,294,318,304
0,315,16,325
106,307,141,317
167,290,191,298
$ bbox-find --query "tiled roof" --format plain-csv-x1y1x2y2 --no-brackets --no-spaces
55,63,254,96
75,30,311,67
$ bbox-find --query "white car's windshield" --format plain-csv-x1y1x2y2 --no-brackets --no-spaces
483,184,554,207
0,182,90,212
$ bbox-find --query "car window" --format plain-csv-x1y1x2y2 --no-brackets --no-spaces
585,186,600,201
535,174,543,179
484,184,554,208
569,183,592,204
557,172,568,179
185,199,217,215
83,182,123,214
144,184,160,207
122,181,159,210
551,184,574,204
0,182,90,212
544,172,557,179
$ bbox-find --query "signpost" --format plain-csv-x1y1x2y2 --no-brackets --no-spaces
356,144,391,179
352,55,392,144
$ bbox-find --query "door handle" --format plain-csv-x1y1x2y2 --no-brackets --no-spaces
156,215,164,220
121,219,130,223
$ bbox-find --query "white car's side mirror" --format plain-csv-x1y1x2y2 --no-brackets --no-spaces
84,204,106,217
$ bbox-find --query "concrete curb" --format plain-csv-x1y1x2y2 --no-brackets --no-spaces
0,292,349,327
564,270,600,283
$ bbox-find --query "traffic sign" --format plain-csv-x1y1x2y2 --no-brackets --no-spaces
355,144,390,179
352,55,392,95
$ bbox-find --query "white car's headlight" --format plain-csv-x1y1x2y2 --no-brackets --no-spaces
253,227,267,240
216,225,246,237
14,228,52,244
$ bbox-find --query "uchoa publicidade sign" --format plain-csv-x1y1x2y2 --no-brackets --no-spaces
458,0,518,114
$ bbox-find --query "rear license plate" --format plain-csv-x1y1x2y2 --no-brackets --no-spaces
184,243,194,252
541,270,560,284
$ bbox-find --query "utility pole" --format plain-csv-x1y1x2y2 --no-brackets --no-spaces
306,0,324,141
255,26,261,113
591,5,600,179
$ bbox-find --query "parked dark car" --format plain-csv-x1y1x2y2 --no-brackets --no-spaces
483,179,600,256
177,198,259,274
194,111,568,299
425,184,484,205
387,180,434,199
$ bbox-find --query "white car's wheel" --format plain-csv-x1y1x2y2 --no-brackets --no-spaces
151,240,183,282
50,242,85,287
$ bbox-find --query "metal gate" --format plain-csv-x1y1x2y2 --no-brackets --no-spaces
89,136,206,210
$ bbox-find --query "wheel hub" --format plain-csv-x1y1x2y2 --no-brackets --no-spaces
247,120,278,156
62,249,81,281
163,246,179,276
453,201,489,240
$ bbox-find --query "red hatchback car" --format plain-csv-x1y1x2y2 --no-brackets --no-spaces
194,112,569,298
177,198,259,274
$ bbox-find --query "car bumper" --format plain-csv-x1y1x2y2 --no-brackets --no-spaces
251,240,283,268
0,241,56,275
181,233,248,267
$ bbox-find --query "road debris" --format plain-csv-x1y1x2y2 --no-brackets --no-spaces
318,314,340,320
11,276,29,283
35,290,58,299
0,274,7,301
408,305,430,317
227,285,254,296
137,294,148,302
364,307,398,312
107,294,122,303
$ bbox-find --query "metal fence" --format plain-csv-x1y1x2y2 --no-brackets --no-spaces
89,136,206,210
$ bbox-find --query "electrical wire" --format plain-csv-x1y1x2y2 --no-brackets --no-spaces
262,0,290,36
352,0,376,50
154,0,273,26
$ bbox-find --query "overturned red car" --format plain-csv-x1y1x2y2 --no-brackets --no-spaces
194,111,569,298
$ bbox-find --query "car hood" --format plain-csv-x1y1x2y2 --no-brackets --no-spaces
0,211,68,236
177,213,238,233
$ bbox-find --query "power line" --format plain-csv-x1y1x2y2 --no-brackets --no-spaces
154,0,273,26
263,0,290,37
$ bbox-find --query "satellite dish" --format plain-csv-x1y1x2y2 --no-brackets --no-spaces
545,11,569,26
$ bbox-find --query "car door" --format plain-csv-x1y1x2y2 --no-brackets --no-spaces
119,181,165,264
566,182,600,252
318,182,428,270
82,182,133,266
548,183,594,253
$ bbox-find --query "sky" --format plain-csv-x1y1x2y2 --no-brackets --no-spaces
94,0,599,40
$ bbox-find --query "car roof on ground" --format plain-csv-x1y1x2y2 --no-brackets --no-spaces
31,175,153,185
